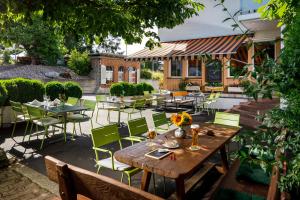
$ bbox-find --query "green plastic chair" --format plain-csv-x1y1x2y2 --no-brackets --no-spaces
213,112,240,127
66,97,79,106
91,124,140,186
10,101,31,140
67,99,96,136
211,92,221,112
201,92,216,114
152,112,171,134
120,99,146,120
96,94,118,123
123,117,148,144
26,105,62,149
144,91,153,106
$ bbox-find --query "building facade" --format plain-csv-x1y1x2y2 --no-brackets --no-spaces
127,0,280,92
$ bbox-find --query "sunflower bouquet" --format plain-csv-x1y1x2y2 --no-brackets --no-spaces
171,112,192,127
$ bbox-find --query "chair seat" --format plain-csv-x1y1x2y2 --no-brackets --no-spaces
97,157,132,171
121,108,141,114
33,117,61,126
67,114,90,122
123,135,146,142
17,114,30,121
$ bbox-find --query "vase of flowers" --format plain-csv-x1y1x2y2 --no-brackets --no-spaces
171,112,192,138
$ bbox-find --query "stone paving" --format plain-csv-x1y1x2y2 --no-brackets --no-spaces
0,95,218,199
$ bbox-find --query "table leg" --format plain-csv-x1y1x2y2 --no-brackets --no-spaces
175,177,185,200
220,145,229,173
63,114,67,142
140,170,152,191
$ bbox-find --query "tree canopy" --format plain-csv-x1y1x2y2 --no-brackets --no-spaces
0,0,204,49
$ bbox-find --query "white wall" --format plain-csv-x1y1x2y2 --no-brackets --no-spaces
158,0,243,42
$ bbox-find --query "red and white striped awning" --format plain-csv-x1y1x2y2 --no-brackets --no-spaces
126,35,248,61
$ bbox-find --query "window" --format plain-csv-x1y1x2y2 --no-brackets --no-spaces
106,66,113,83
170,60,182,77
188,59,201,77
118,66,124,82
229,44,248,77
254,41,275,66
128,67,136,83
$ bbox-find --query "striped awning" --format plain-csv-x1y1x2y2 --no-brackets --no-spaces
126,35,247,61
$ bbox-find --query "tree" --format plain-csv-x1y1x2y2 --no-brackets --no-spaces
95,36,124,55
0,0,204,50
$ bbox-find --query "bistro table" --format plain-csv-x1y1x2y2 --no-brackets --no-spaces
25,102,87,141
114,123,240,200
98,98,136,125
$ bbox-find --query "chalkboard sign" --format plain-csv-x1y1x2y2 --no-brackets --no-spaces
205,60,222,83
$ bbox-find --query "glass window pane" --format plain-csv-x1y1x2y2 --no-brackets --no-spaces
106,66,113,82
171,60,182,77
188,59,201,76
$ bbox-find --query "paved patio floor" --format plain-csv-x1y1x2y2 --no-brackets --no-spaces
0,95,225,199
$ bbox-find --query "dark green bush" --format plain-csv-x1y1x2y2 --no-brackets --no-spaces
45,81,65,100
110,83,124,97
67,49,91,75
110,82,153,96
0,82,7,106
64,82,83,99
1,78,44,104
141,69,152,79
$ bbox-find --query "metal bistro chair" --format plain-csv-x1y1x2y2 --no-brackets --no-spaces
96,94,118,123
120,99,146,120
91,124,141,186
123,117,148,145
201,92,216,114
26,105,62,149
152,112,172,135
143,91,153,106
67,99,96,136
211,92,221,113
10,100,31,141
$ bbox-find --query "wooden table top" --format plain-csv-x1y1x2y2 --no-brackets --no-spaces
115,123,240,179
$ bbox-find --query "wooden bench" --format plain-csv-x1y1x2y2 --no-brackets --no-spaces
207,159,280,200
45,156,163,200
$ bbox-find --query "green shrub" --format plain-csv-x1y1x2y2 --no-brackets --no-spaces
0,82,7,106
110,83,124,97
1,78,44,103
67,49,91,75
141,82,154,92
141,69,152,79
152,71,163,81
136,83,144,95
45,81,65,100
64,82,83,99
3,50,11,64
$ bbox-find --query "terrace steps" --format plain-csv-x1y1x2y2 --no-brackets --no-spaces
227,98,279,129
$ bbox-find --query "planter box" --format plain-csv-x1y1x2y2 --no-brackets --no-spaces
204,86,224,92
1,106,13,127
228,87,244,93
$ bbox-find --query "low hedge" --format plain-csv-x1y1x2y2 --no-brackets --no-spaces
1,78,45,104
0,78,83,105
110,82,154,97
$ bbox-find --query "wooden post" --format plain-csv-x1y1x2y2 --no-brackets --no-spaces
182,58,188,79
247,43,254,71
201,57,206,87
163,60,169,89
56,162,76,200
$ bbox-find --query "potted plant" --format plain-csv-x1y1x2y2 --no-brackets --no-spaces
227,83,244,93
171,112,192,138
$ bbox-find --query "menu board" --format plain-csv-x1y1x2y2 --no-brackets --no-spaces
206,61,222,83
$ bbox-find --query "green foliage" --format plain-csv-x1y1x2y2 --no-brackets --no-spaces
205,82,223,87
0,78,44,104
0,82,7,106
2,50,11,64
141,69,152,79
64,82,83,99
110,82,153,97
152,71,164,81
45,81,65,100
0,1,204,50
67,49,91,75
179,78,188,91
0,13,63,65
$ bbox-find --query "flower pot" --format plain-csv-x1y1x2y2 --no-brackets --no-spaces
174,125,190,138
228,86,244,93
204,86,224,92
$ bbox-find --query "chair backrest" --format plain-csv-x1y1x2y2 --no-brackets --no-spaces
143,91,151,99
172,91,188,97
67,97,79,106
134,99,146,109
44,156,163,200
83,99,97,112
26,105,44,119
152,112,169,128
10,100,23,113
91,124,120,148
96,95,107,102
128,117,148,137
207,92,216,100
213,112,240,127
214,92,221,99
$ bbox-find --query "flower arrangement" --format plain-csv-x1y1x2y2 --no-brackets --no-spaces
171,112,192,127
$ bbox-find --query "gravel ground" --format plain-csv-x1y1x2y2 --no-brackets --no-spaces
0,65,89,80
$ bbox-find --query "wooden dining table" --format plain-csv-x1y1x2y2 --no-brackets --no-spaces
114,123,240,200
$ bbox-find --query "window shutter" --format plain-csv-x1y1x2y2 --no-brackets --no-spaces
100,65,106,84
136,68,140,83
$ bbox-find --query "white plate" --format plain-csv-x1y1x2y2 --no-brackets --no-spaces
162,143,180,149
